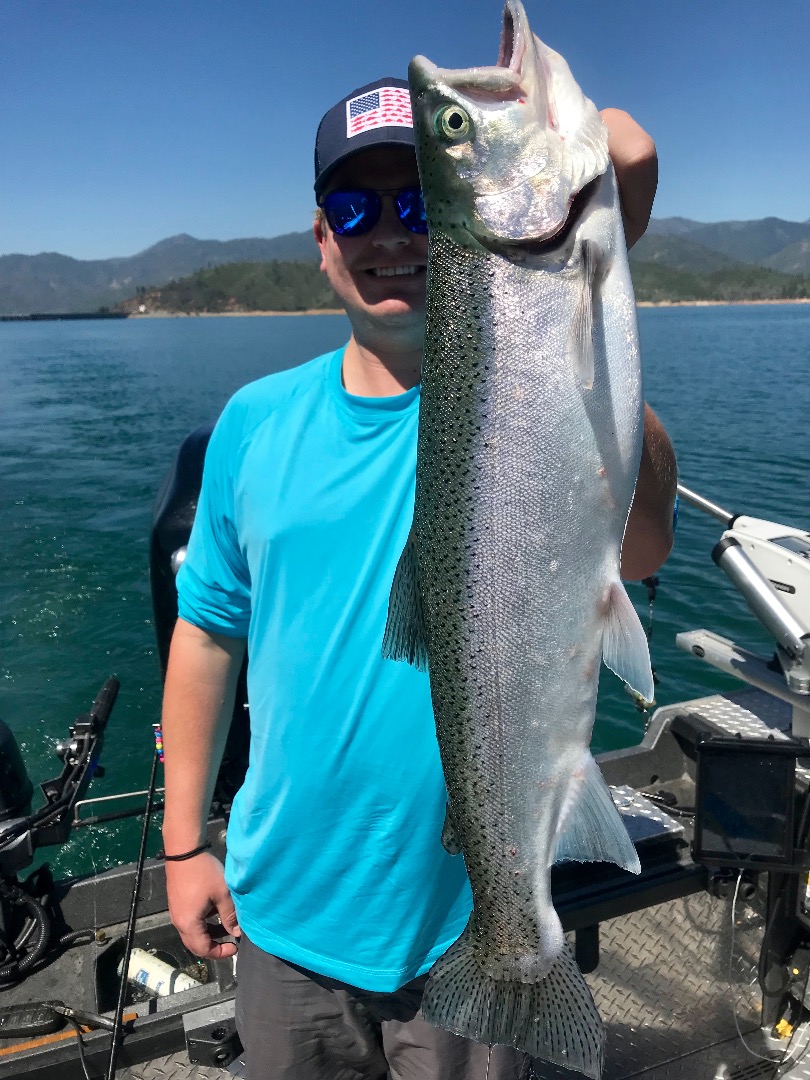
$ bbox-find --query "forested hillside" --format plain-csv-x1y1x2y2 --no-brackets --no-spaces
117,257,809,314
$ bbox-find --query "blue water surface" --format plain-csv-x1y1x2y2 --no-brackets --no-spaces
0,305,807,875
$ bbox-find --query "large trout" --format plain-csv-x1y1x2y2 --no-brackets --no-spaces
383,1,655,1075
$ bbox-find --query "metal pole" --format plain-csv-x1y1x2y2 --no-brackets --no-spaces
676,483,734,526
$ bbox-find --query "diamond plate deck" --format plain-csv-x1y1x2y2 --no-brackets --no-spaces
121,888,772,1080
116,1056,241,1080
104,693,810,1079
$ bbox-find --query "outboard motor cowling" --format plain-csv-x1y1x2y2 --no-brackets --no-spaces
0,722,33,822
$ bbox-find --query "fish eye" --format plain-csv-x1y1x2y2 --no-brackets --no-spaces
434,104,472,142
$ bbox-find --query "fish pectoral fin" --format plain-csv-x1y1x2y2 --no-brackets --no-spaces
553,752,640,873
568,240,600,389
602,579,655,704
441,803,463,855
382,531,429,672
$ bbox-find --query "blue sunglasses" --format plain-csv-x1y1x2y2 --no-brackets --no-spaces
320,187,428,237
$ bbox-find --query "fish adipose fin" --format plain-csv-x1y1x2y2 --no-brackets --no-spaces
553,751,640,873
441,803,463,855
421,922,604,1078
382,533,429,672
602,579,655,704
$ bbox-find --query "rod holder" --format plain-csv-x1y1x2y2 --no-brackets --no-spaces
713,537,808,661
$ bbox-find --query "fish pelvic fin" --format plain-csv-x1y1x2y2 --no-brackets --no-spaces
602,579,655,705
553,751,641,874
421,920,604,1077
382,531,429,672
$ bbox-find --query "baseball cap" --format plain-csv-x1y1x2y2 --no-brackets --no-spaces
314,77,416,196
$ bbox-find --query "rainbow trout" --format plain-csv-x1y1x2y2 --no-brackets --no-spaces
383,1,654,1075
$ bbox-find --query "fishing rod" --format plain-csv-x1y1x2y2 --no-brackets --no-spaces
104,729,162,1080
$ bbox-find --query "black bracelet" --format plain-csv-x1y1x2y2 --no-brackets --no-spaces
163,842,212,862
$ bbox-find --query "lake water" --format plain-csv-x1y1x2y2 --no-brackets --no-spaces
1,305,808,877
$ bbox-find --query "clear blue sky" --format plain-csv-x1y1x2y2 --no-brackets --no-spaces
2,0,808,260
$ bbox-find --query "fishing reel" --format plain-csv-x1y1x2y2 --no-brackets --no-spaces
0,679,117,985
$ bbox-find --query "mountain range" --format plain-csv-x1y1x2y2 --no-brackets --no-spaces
1,216,808,315
0,233,321,316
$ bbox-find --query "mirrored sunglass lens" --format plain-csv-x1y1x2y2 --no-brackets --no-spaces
397,188,427,233
324,191,380,235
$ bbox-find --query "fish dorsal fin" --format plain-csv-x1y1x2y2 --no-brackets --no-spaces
602,579,655,704
553,751,640,873
382,532,429,672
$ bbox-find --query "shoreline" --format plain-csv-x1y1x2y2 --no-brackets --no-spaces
128,308,346,318
635,297,810,308
3,299,805,322
127,297,810,318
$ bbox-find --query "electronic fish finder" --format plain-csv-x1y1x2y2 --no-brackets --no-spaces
692,732,810,872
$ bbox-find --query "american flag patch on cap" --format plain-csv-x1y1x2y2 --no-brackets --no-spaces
346,86,412,138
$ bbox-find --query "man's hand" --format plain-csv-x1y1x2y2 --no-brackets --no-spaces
166,853,241,959
601,108,658,249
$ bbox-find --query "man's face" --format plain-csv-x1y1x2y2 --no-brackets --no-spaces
314,146,429,336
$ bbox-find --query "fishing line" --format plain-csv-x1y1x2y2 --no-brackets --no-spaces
83,779,105,1080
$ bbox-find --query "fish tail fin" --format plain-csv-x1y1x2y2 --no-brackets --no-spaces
421,923,604,1078
554,750,641,874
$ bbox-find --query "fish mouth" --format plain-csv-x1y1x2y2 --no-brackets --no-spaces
409,1,531,102
497,0,525,77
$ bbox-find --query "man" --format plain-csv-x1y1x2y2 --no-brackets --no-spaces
162,76,676,1080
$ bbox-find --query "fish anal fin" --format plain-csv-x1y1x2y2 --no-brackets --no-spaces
382,532,429,672
553,751,640,874
602,579,654,704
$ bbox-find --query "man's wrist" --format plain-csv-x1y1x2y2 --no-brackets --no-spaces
163,841,213,862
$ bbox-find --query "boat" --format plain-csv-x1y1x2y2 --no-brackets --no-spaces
1,427,809,1080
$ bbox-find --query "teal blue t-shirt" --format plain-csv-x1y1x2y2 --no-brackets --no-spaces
177,347,472,991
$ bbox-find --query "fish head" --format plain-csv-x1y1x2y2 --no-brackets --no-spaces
408,0,609,249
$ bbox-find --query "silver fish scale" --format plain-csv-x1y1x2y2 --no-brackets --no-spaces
415,223,642,979
417,235,526,964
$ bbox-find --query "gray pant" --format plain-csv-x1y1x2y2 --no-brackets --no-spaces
235,932,531,1080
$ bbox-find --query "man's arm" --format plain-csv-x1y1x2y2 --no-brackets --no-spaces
601,108,658,250
621,404,677,581
162,618,246,959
